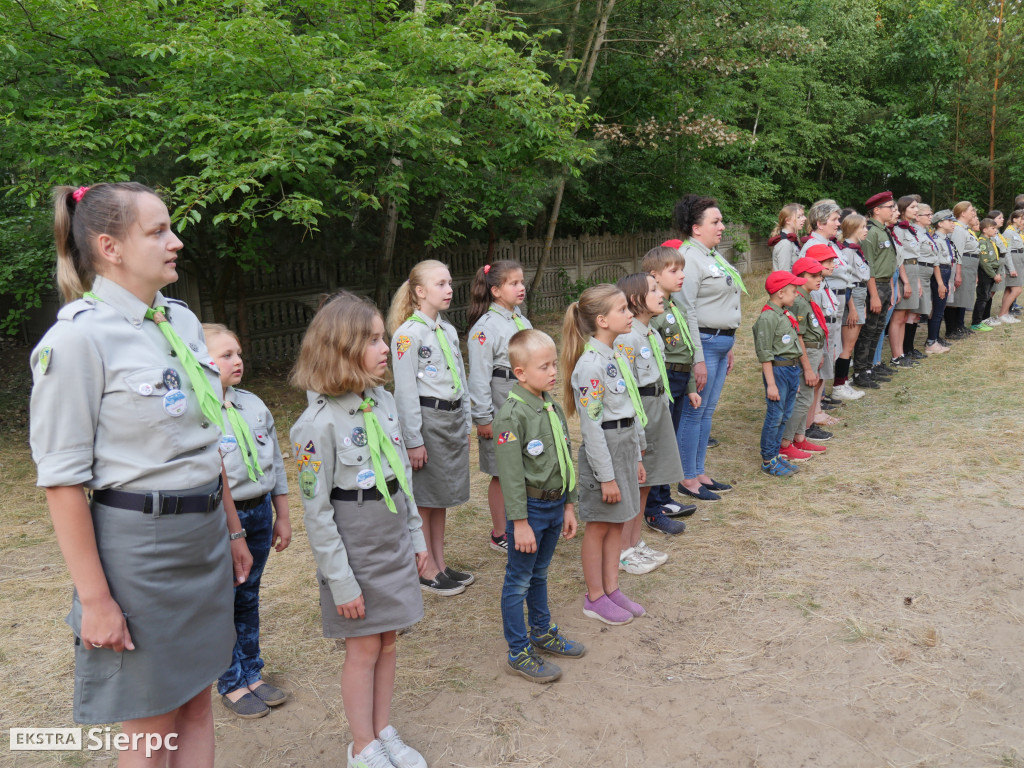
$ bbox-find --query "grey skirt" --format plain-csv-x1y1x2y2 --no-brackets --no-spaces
917,265,934,316
949,257,979,309
895,265,923,311
70,481,235,724
413,404,470,508
1003,256,1023,287
639,394,683,487
844,286,867,326
478,375,516,476
577,424,642,524
319,491,424,638
821,320,842,380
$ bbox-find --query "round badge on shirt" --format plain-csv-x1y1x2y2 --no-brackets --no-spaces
666,314,676,324
612,379,626,394
163,389,187,417
137,382,153,396
351,427,367,447
782,334,793,344
526,439,544,456
219,435,238,454
162,368,181,391
418,346,431,359
606,363,618,378
356,468,376,490
811,317,820,327
424,364,438,378
640,346,651,359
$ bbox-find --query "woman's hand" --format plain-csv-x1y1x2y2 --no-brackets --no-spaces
337,595,365,620
407,445,428,471
415,551,430,578
230,538,252,585
693,361,708,392
600,480,621,504
725,348,735,374
81,595,134,653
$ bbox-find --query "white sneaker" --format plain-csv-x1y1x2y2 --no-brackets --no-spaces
619,547,657,574
999,314,1019,324
831,383,865,401
378,726,428,768
985,316,1002,326
635,539,669,565
348,740,394,768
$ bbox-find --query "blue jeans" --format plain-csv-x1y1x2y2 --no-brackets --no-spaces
678,334,734,479
646,368,691,511
873,275,898,365
760,364,799,461
501,495,565,655
218,494,274,694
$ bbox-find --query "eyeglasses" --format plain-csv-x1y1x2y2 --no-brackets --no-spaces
879,203,897,210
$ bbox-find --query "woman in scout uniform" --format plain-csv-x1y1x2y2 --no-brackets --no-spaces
615,273,691,557
204,323,292,719
562,284,647,626
29,183,247,760
925,209,957,349
387,260,472,597
290,291,429,768
675,194,744,502
912,203,951,355
835,213,872,396
888,195,925,367
768,203,806,272
947,201,980,337
999,209,1024,322
465,260,532,554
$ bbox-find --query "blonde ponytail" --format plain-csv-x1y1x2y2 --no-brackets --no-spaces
560,284,626,417
385,259,450,335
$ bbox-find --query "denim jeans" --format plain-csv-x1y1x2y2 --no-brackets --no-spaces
678,333,734,479
646,368,691,511
927,265,951,343
760,364,799,461
501,495,565,655
217,494,274,694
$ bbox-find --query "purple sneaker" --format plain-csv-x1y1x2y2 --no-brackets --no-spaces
607,588,646,617
582,594,633,625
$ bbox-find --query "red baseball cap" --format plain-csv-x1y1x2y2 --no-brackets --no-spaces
805,243,836,263
661,239,683,249
791,256,823,276
765,271,808,294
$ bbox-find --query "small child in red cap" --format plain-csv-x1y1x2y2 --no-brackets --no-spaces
752,271,807,476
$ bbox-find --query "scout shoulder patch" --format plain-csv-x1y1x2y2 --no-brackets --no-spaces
496,431,517,445
586,399,604,421
299,469,318,500
38,347,52,375
396,335,411,359
305,440,316,454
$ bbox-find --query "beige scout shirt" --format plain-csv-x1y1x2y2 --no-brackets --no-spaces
391,309,470,448
30,275,222,491
467,303,532,426
221,386,289,501
679,239,743,364
289,387,426,605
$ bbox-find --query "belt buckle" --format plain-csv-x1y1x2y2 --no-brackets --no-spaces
149,491,162,518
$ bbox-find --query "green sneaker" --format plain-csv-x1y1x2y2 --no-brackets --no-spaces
971,323,993,332
529,624,586,658
506,648,562,683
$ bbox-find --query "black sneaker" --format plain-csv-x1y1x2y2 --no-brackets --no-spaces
707,437,720,449
443,566,475,586
852,373,880,389
489,532,509,553
877,362,898,374
909,349,926,360
890,356,915,368
870,365,893,380
805,425,833,441
821,395,843,406
821,402,838,411
420,572,465,596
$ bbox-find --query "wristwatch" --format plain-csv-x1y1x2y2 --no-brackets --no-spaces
229,529,247,541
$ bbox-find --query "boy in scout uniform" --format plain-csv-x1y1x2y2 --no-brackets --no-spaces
972,218,1004,330
495,329,584,683
753,271,808,477
852,191,900,383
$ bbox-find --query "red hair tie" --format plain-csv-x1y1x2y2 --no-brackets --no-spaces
71,186,90,203
483,264,491,274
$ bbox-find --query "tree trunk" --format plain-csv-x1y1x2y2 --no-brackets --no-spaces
988,0,1005,210
375,191,400,309
528,177,566,315
234,264,250,360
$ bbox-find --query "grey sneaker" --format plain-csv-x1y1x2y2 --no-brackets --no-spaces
378,725,427,768
507,648,562,682
348,740,393,768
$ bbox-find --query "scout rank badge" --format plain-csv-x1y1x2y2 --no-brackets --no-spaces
304,440,316,453
496,431,517,445
616,345,635,364
38,347,52,375
162,367,181,391
418,345,432,359
471,331,487,345
395,335,412,359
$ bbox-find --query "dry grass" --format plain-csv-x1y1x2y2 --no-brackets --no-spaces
2,291,1024,767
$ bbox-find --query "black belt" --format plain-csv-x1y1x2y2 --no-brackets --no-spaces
851,281,866,288
331,479,399,503
963,253,979,259
697,327,736,336
92,478,223,516
602,417,635,430
526,486,564,501
419,396,462,411
637,383,665,397
918,262,936,267
772,358,799,367
665,362,691,374
492,368,514,380
234,494,267,511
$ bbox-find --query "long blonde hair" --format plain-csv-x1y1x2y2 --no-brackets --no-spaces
770,203,804,238
840,213,866,242
560,284,624,418
385,259,450,335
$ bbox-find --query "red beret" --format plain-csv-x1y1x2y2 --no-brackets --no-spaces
864,191,893,210
661,239,684,249
765,271,808,294
791,257,823,276
805,243,836,262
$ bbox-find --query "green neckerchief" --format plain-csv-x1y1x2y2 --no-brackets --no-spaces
586,342,647,428
489,305,526,331
686,239,748,295
646,329,673,402
508,391,576,495
85,291,225,431
408,314,462,394
225,399,264,483
358,396,413,514
665,297,694,352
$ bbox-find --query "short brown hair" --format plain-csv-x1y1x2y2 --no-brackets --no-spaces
290,291,385,396
508,329,556,370
641,245,684,273
979,218,998,232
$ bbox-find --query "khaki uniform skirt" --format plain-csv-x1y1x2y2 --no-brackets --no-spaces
577,423,641,524
949,257,979,310
70,479,235,724
318,491,424,638
821,319,841,379
917,265,934,316
844,286,867,326
412,403,470,508
478,375,516,476
895,266,923,311
1004,255,1023,287
639,394,683,488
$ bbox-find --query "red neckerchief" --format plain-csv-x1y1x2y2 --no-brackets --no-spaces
810,300,828,342
799,234,813,246
767,232,799,248
887,223,903,246
762,304,799,330
896,220,918,241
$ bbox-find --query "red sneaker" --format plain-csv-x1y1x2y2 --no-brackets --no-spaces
793,438,827,453
779,444,812,462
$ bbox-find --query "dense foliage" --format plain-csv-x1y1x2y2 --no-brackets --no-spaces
1,0,1021,333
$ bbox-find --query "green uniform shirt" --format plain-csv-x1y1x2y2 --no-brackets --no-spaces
978,235,1001,278
862,219,897,280
649,296,694,365
751,304,802,363
791,288,825,346
494,383,577,522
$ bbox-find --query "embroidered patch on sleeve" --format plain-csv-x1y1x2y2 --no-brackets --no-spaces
497,431,517,445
